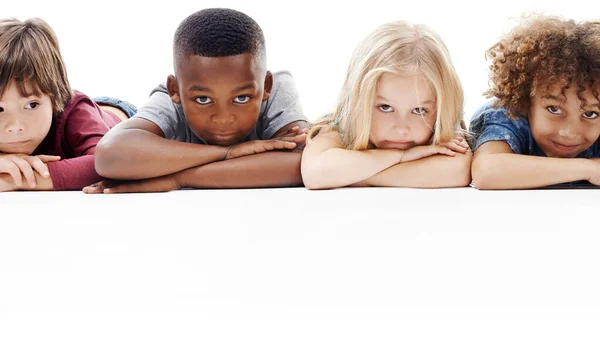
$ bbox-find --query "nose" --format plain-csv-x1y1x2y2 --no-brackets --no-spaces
211,107,235,125
557,118,578,140
4,115,24,134
392,115,410,137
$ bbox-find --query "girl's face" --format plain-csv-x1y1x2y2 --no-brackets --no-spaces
0,81,53,155
529,82,600,158
369,73,437,149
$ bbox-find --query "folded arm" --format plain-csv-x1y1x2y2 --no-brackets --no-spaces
94,118,229,180
471,141,593,190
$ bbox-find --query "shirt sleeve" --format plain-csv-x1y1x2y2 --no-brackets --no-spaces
46,99,112,190
259,71,308,139
133,84,186,141
469,102,529,154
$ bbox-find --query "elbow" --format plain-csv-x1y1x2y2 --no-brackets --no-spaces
470,157,497,190
94,135,121,178
301,161,332,190
301,170,328,190
453,152,473,187
436,152,472,188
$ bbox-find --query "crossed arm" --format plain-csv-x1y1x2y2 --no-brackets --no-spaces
471,141,600,190
84,118,309,193
300,129,472,190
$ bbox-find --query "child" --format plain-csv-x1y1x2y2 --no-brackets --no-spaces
84,8,308,194
301,21,471,190
469,15,600,189
0,18,136,192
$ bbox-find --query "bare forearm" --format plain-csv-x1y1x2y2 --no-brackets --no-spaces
362,152,472,188
95,129,228,179
302,148,401,189
0,172,53,192
176,152,303,188
472,153,592,190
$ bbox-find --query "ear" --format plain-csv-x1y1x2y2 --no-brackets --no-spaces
166,75,181,104
262,71,273,101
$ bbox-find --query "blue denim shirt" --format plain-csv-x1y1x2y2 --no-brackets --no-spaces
469,100,600,158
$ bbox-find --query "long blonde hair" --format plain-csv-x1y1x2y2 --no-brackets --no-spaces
308,21,465,150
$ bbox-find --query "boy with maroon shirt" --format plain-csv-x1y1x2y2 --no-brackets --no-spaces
0,18,134,191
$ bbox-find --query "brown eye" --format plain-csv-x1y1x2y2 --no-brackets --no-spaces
546,106,561,114
583,111,599,119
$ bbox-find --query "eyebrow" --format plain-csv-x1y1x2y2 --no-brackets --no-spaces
375,95,435,105
541,94,564,101
232,83,256,94
542,95,600,109
188,83,256,94
189,85,212,93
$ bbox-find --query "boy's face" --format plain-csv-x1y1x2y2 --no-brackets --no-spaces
369,73,436,149
0,81,53,155
168,53,271,146
529,82,600,158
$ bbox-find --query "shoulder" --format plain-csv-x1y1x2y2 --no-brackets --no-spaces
469,100,531,154
269,70,297,96
59,91,102,124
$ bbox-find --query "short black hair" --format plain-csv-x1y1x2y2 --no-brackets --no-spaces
173,8,266,66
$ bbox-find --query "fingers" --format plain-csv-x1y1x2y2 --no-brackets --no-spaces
270,140,298,150
24,156,50,178
445,141,468,154
11,157,36,187
4,163,22,187
434,146,456,157
82,181,111,194
36,155,61,162
276,133,307,144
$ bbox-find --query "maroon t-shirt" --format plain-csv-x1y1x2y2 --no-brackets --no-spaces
35,91,121,190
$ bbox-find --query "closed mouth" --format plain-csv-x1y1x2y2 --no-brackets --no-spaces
210,132,237,140
552,141,578,151
5,140,30,145
383,140,413,148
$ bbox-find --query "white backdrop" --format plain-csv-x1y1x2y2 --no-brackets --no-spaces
4,0,598,123
2,2,600,337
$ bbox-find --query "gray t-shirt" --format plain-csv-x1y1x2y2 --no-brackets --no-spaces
133,71,307,143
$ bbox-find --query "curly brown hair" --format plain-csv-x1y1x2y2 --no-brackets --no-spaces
485,15,600,118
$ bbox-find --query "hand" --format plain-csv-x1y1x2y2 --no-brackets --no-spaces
0,174,17,192
273,126,308,143
0,154,60,188
439,137,470,154
82,175,181,194
225,139,299,160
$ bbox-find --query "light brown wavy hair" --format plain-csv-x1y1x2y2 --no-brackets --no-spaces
0,17,72,115
485,14,600,118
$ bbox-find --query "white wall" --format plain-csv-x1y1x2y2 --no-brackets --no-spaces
4,0,597,123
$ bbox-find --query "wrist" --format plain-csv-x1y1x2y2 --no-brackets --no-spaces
580,158,597,181
173,170,188,189
397,149,405,164
223,146,232,160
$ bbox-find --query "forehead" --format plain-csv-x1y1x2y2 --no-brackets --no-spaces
537,81,600,103
175,53,264,88
0,80,39,101
376,73,435,103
